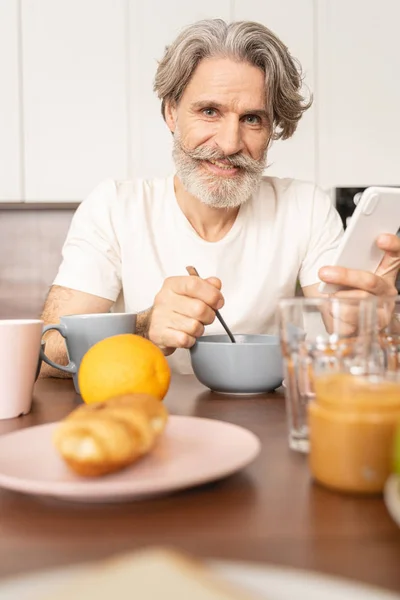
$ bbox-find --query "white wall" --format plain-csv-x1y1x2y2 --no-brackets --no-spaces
1,0,399,202
21,0,129,201
317,0,400,188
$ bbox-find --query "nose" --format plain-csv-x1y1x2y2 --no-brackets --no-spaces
214,116,244,157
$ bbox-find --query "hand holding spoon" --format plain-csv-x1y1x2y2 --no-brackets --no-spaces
185,266,236,343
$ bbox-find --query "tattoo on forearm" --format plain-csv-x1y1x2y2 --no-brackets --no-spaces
136,307,153,339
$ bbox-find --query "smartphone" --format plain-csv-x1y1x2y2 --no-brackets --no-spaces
318,186,400,294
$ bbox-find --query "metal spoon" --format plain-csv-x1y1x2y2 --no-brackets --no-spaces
185,265,236,343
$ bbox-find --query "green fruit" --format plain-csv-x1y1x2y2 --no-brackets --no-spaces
394,422,400,476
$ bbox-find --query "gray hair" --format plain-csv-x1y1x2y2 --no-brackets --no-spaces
154,19,312,141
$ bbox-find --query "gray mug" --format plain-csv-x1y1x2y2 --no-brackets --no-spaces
35,340,46,381
40,313,137,393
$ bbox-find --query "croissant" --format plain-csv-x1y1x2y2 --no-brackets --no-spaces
53,394,168,477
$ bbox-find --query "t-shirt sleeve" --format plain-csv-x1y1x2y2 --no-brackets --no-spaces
53,179,122,301
299,186,344,288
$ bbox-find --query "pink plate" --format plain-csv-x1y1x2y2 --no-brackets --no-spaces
0,416,260,503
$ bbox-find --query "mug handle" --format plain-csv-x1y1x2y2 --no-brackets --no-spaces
40,324,77,375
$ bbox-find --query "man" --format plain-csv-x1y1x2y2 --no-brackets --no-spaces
41,19,400,377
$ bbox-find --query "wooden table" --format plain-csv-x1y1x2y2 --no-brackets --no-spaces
0,376,400,593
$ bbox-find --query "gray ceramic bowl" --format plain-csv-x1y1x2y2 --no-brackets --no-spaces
190,334,283,394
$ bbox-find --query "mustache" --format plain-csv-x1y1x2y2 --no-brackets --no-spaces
181,144,266,173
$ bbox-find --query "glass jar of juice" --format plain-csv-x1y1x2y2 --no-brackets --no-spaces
308,372,400,494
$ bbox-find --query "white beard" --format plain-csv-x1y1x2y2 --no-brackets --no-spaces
172,130,267,209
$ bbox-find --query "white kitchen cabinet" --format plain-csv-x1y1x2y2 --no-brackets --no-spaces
21,0,129,201
233,0,316,183
317,0,400,188
0,0,22,201
128,0,231,180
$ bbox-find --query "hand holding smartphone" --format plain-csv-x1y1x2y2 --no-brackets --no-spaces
318,187,400,294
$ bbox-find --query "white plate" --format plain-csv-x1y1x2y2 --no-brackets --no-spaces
0,560,399,599
384,474,400,528
0,416,260,503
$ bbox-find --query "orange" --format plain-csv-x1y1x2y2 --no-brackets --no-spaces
78,334,171,404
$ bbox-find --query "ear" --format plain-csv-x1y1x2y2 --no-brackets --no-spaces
164,100,178,133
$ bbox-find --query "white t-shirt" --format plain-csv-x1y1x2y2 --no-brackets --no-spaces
53,175,343,373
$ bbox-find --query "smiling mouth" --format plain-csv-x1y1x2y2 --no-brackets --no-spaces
203,159,240,175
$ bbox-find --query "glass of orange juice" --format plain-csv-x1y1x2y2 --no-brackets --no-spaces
307,296,400,494
309,371,400,494
278,297,380,453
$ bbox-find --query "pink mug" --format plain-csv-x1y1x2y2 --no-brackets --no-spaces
0,319,43,419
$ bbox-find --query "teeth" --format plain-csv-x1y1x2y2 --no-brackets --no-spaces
208,159,237,170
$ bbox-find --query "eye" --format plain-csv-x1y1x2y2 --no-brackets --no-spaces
243,114,262,125
202,108,218,118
